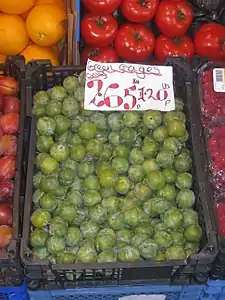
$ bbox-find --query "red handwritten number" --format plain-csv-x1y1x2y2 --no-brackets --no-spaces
155,89,168,101
87,80,170,108
138,87,146,102
155,83,170,101
104,83,123,108
87,79,105,107
143,83,170,101
124,85,137,110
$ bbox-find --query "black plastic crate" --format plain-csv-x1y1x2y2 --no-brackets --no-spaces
194,61,225,280
21,59,217,290
0,57,26,286
189,0,224,13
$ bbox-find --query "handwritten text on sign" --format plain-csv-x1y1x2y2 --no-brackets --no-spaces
84,59,175,111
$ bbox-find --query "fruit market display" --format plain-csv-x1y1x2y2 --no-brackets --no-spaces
29,73,202,264
0,0,67,66
80,0,225,64
0,76,20,249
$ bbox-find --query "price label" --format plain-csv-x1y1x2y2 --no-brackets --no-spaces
213,68,225,92
84,59,175,111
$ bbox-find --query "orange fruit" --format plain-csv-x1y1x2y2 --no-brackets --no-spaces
21,9,31,20
21,0,65,20
35,0,65,10
0,15,29,56
0,54,7,64
0,0,35,15
26,4,66,47
20,44,59,66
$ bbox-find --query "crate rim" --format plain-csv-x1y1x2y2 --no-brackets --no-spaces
27,282,204,295
195,60,225,244
21,59,218,288
0,57,26,265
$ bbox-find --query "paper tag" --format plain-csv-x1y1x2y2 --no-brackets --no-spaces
213,68,225,92
119,295,166,300
84,59,175,112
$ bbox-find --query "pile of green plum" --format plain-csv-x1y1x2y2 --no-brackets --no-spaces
30,72,202,264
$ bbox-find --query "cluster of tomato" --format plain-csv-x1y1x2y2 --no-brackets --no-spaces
0,76,20,249
80,0,225,64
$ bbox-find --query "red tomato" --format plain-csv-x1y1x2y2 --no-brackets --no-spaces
3,96,20,114
0,112,19,134
194,23,225,61
0,157,16,181
155,34,195,62
114,23,155,62
81,46,119,64
0,225,12,248
83,0,121,15
0,204,12,225
155,0,193,37
81,14,118,46
0,180,14,203
120,0,159,23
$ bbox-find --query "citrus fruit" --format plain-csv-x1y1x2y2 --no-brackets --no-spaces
26,4,66,46
0,15,28,55
21,44,59,65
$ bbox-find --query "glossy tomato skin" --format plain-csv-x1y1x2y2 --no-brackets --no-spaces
120,0,159,23
81,14,118,46
81,46,119,64
155,0,193,37
115,23,155,62
155,34,195,62
83,0,122,14
195,23,225,61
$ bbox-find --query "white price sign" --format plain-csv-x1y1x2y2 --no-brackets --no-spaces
84,59,175,112
213,68,225,92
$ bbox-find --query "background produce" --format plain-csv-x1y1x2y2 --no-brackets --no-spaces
80,0,225,63
196,61,225,258
29,72,202,264
0,75,21,249
0,0,67,66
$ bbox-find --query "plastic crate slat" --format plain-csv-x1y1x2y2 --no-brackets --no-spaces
0,283,28,300
27,284,205,300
